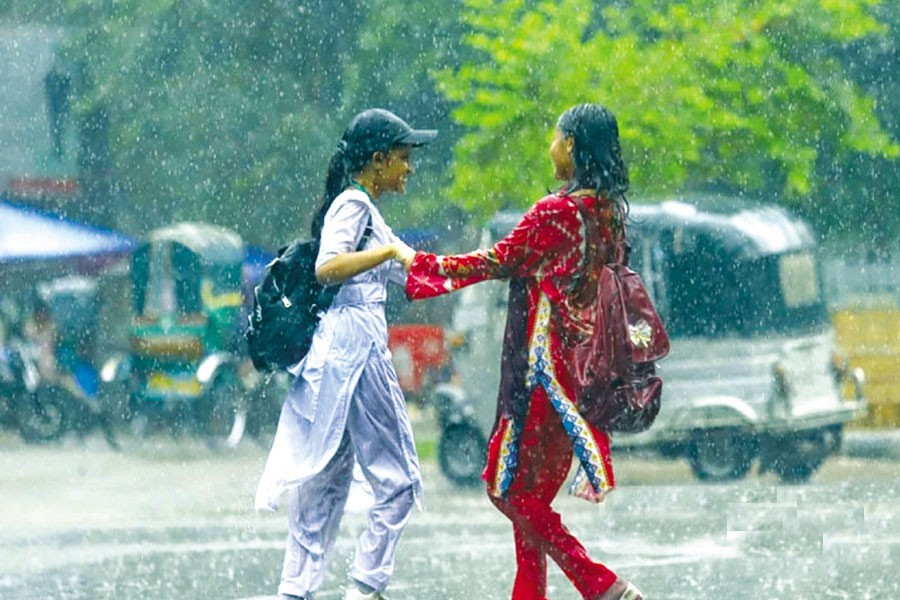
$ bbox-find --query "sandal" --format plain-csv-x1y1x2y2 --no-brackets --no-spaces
622,582,644,600
596,578,644,600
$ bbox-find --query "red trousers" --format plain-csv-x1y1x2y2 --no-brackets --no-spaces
486,386,618,600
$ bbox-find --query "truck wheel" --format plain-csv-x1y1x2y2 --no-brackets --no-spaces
200,373,246,450
438,422,487,487
16,387,69,443
688,428,755,482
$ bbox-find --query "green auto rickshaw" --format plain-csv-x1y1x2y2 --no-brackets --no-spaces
101,223,247,447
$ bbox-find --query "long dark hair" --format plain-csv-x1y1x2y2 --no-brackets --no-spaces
311,136,380,239
556,103,629,205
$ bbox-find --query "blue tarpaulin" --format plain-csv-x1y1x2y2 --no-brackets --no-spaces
0,198,134,264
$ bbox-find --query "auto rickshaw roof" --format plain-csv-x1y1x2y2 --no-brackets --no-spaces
489,194,815,258
145,222,244,265
629,195,815,257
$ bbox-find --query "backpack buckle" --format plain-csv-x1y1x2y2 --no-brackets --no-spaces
281,296,292,308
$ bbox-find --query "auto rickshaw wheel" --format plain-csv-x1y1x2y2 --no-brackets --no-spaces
765,426,838,484
98,380,132,429
16,386,69,443
128,398,168,438
438,422,487,487
688,428,756,482
200,372,246,450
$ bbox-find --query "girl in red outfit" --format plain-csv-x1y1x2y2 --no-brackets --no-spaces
406,104,644,600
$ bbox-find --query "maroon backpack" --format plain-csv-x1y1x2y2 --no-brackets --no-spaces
570,199,670,433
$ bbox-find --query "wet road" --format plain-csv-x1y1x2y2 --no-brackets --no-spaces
1,427,899,600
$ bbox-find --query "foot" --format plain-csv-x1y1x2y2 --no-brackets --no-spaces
343,587,389,600
597,578,644,600
622,581,644,600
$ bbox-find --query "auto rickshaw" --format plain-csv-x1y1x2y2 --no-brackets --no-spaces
101,223,247,447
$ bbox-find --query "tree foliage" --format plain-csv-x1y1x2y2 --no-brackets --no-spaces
0,0,68,22
62,0,353,242
435,0,898,231
60,0,466,246
10,0,898,247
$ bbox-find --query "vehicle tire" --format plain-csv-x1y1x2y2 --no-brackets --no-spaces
769,428,836,484
688,428,756,482
98,380,132,429
438,422,487,487
774,461,820,484
199,372,246,450
16,387,69,443
129,398,165,439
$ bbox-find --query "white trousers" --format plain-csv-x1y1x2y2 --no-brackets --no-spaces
277,418,417,597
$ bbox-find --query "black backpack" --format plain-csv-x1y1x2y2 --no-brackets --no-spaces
245,218,372,371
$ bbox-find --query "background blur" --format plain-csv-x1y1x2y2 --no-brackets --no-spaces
1,0,899,432
1,0,898,250
1,4,900,598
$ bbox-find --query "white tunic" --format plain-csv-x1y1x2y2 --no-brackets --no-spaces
255,189,422,512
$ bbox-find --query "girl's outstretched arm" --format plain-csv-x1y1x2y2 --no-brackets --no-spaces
407,195,578,299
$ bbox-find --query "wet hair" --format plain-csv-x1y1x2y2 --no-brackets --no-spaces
556,103,629,204
310,136,389,239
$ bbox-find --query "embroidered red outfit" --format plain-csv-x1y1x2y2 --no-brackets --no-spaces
406,192,626,600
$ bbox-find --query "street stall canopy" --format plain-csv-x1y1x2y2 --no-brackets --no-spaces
0,197,134,265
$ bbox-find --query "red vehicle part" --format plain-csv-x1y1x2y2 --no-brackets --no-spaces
388,324,445,394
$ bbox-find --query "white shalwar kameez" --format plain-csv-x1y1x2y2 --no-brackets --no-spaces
255,189,423,598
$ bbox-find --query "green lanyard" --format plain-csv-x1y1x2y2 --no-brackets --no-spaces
349,179,372,200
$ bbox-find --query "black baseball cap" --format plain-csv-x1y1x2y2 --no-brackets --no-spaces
343,109,437,151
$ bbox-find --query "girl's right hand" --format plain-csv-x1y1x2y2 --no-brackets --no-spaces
391,241,416,271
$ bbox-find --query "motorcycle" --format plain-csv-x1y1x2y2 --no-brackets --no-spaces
0,338,68,443
388,324,487,487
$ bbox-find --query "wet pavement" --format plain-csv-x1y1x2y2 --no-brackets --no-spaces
1,426,900,599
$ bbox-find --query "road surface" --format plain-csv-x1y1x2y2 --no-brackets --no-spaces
0,425,898,599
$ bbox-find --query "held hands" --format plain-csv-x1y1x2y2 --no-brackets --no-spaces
391,241,417,271
318,241,417,284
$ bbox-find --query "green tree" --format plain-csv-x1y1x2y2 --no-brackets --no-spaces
809,1,900,249
62,0,364,244
435,0,898,233
0,0,68,22
340,0,472,229
58,0,469,246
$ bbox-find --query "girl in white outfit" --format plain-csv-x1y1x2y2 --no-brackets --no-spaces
255,108,435,600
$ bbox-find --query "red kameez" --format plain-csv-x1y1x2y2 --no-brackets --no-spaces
406,192,628,600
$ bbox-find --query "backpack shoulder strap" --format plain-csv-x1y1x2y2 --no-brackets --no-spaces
356,214,373,251
570,196,603,306
572,195,630,267
614,210,630,267
571,196,599,270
